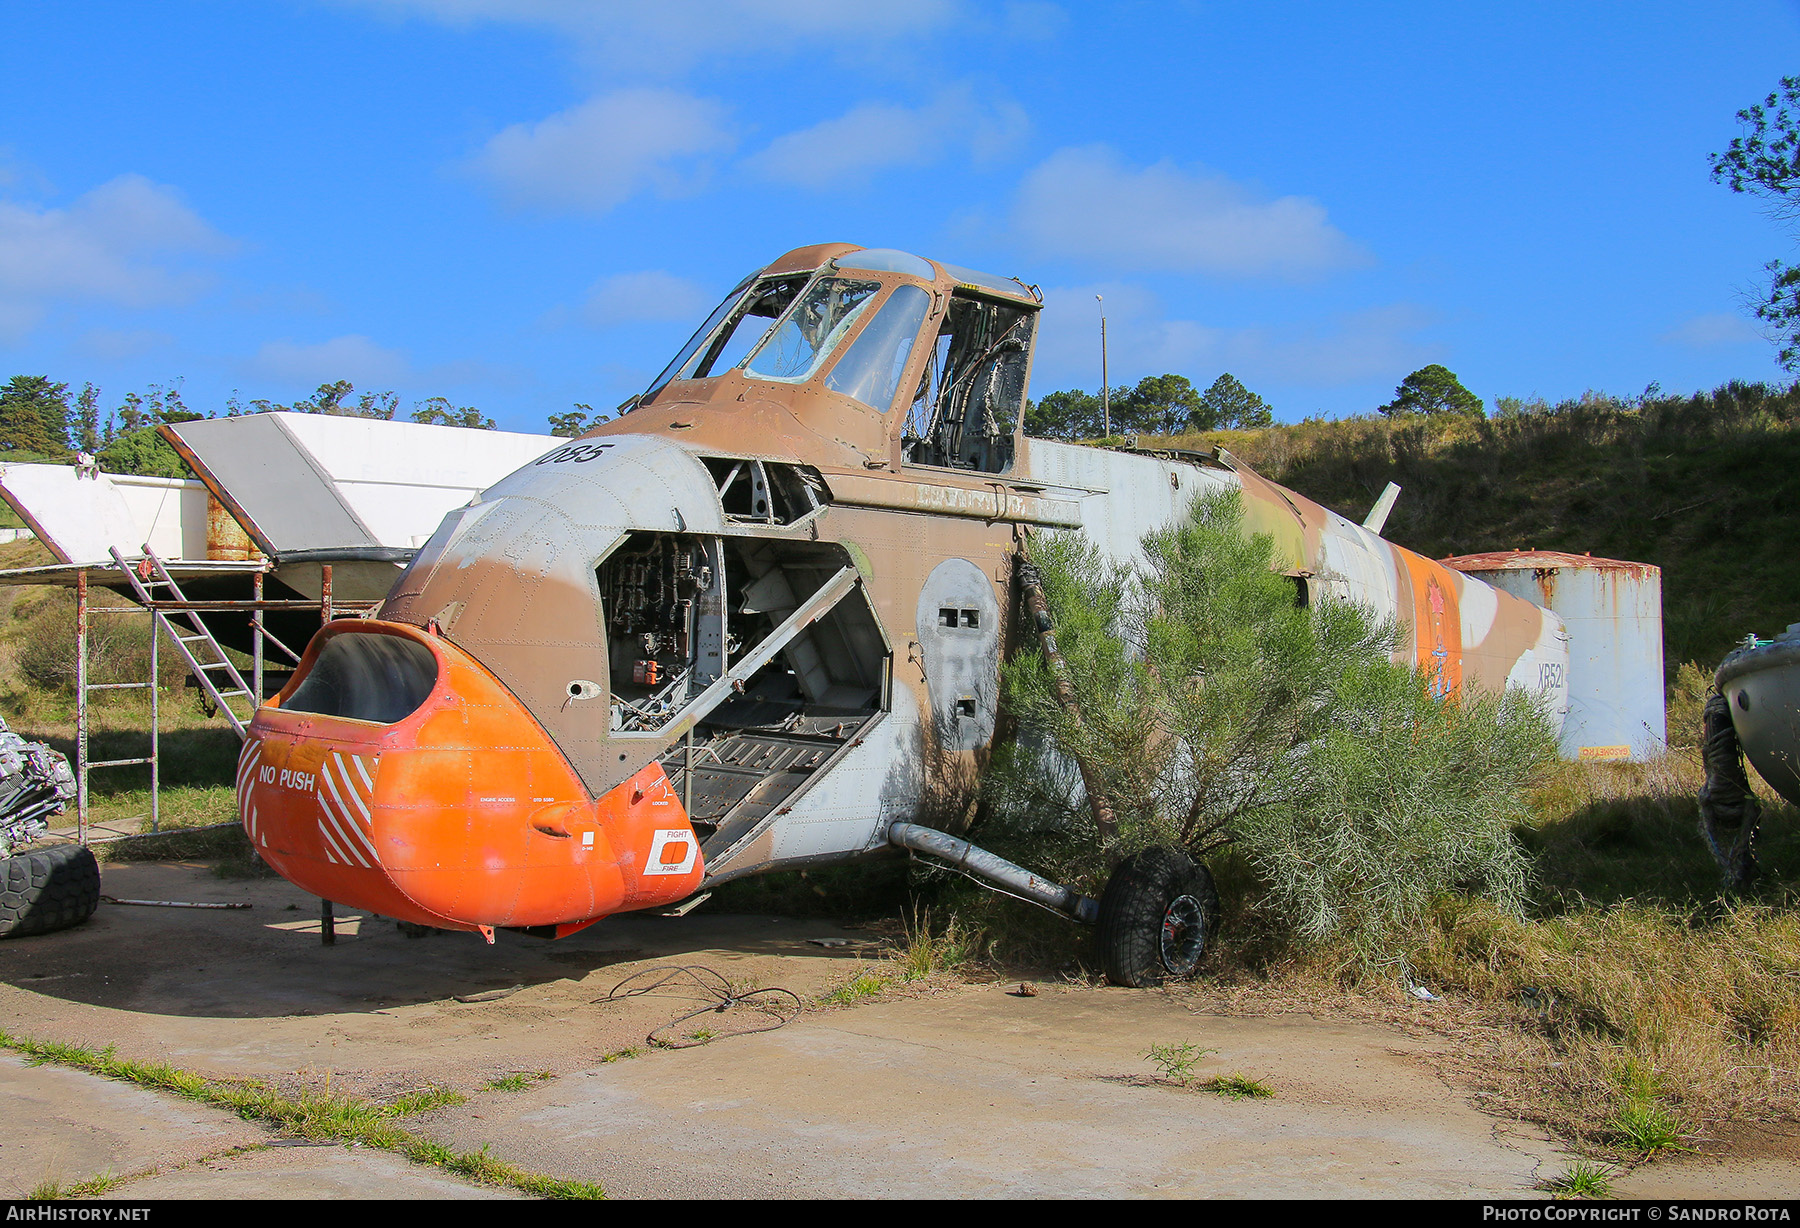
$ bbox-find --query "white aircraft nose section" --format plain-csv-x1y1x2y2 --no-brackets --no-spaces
476,434,728,537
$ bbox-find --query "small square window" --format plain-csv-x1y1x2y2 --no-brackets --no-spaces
939,608,958,627
954,697,977,718
960,609,980,628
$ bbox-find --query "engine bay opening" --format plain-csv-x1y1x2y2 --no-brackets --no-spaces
594,530,889,858
598,531,886,732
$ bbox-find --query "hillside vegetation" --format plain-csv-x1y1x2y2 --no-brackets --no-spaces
1145,380,1800,676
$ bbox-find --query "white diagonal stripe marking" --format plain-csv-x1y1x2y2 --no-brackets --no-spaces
332,753,373,825
320,761,378,863
236,740,262,800
315,807,360,867
315,789,371,868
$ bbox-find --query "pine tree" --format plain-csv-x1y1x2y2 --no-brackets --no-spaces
0,376,71,456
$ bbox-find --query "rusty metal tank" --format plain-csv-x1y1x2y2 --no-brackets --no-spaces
1442,550,1665,761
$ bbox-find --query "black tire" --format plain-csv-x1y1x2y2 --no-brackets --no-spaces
1097,846,1220,988
0,844,101,939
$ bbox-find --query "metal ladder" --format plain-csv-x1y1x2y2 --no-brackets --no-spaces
109,546,257,740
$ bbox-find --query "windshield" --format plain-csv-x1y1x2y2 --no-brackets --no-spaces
743,277,881,384
825,283,931,412
639,272,811,403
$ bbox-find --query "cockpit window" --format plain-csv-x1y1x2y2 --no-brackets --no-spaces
902,293,1035,473
824,284,931,413
640,272,810,402
744,278,881,384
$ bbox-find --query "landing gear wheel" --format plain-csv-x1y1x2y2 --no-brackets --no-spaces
0,844,101,939
1097,846,1219,988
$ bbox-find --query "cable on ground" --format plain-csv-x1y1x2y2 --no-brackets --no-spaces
598,963,803,1049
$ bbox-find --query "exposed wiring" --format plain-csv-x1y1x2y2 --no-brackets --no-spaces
598,963,802,1049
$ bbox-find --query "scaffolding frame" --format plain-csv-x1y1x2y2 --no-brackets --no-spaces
71,554,377,844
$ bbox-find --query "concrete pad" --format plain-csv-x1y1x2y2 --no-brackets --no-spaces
0,1052,264,1197
0,861,872,1099
412,983,1567,1199
94,1143,522,1200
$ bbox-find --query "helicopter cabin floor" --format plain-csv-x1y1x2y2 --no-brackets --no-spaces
660,701,882,856
2,860,1797,1200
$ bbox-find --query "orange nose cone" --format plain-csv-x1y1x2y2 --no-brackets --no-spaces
241,620,704,933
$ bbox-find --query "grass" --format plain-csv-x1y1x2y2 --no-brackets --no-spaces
816,911,982,1006
1199,1073,1274,1100
1140,1044,1271,1098
890,910,977,980
1144,1042,1215,1085
1541,1159,1617,1199
0,1029,604,1199
29,1171,125,1199
819,966,893,1005
482,1072,555,1092
598,1047,641,1064
382,1085,468,1116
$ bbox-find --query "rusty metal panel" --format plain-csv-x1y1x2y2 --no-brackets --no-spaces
206,494,261,561
1443,551,1666,760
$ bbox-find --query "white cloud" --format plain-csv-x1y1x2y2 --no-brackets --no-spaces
78,328,177,363
583,270,713,327
1659,312,1763,348
467,89,734,212
0,175,235,336
1033,282,1434,390
350,0,959,65
246,335,413,386
746,88,1027,188
1000,1,1065,39
1015,146,1369,280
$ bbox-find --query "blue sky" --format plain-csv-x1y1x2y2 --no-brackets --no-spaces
3,0,1798,433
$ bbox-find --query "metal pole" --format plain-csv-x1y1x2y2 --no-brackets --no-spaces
320,564,333,626
149,598,159,834
684,726,695,817
1097,294,1110,438
320,898,336,946
887,822,1099,924
75,569,88,845
252,570,264,705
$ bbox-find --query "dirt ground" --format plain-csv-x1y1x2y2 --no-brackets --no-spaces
1,860,1796,1200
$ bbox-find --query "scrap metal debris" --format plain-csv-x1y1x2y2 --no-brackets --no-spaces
102,895,252,910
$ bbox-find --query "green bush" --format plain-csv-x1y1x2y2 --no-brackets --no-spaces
988,489,1555,951
14,589,189,694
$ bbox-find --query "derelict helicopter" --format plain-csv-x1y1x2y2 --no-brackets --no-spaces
235,242,1570,985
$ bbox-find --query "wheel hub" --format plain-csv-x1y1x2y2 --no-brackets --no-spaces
1159,892,1206,977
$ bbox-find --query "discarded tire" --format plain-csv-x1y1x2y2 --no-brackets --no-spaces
1098,846,1219,988
0,844,101,938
